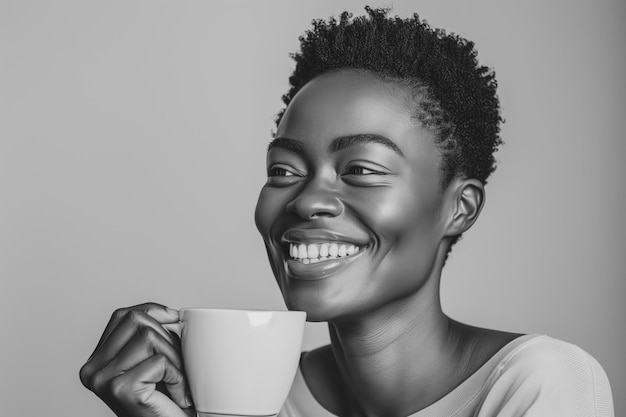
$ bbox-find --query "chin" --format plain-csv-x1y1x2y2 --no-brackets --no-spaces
272,247,419,323
280,281,385,324
279,282,352,323
281,289,334,322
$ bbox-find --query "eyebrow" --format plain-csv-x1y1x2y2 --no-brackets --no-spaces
268,134,404,157
267,137,305,153
329,134,404,157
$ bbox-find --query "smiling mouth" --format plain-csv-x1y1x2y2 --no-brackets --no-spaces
287,242,365,264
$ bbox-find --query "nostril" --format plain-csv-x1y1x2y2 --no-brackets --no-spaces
285,179,344,220
310,211,336,219
287,196,344,220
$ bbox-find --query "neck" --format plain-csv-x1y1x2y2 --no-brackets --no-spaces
327,247,467,417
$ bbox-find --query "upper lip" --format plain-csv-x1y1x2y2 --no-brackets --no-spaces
281,228,370,246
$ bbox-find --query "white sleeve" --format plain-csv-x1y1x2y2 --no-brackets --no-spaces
476,337,614,417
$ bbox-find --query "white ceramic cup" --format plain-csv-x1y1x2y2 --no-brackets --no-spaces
171,308,306,417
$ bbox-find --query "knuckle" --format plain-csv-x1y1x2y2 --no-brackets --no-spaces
108,374,129,399
140,301,162,309
111,307,128,322
126,309,146,325
89,369,108,394
153,352,167,364
138,325,157,342
78,362,92,388
152,353,169,371
135,393,152,408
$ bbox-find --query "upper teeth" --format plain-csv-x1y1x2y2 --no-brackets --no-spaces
289,243,361,264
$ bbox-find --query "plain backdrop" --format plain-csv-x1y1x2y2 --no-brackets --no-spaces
1,0,624,415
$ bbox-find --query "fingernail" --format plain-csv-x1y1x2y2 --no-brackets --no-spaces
186,393,193,406
166,307,179,318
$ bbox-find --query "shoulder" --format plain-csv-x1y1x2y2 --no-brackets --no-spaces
502,336,607,376
477,335,614,417
279,345,342,417
499,335,613,394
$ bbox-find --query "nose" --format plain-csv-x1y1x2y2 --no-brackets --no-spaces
286,178,344,220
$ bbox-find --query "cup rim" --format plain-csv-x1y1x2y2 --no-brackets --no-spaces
179,307,306,317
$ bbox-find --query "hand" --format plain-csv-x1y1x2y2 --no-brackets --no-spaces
79,303,195,417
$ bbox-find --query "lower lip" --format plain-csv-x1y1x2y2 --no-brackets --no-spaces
285,250,365,281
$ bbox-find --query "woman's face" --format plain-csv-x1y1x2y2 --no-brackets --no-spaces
255,71,449,322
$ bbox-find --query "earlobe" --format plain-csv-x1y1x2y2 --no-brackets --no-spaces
445,179,485,237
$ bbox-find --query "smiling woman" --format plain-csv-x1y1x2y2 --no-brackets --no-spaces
256,9,612,417
78,6,615,417
256,70,452,324
254,8,616,416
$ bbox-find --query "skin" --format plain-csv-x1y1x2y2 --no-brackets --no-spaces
80,70,519,417
255,70,521,416
79,303,195,417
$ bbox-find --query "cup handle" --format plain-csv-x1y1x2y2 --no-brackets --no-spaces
163,322,182,336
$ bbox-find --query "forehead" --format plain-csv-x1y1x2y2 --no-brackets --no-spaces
277,71,418,143
275,71,439,168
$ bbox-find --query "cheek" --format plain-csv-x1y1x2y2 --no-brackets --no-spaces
357,187,441,246
255,188,287,286
254,187,281,239
359,185,444,293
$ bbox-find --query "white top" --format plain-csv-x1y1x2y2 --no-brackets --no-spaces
279,335,614,417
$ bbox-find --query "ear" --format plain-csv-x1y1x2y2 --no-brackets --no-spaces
443,178,485,237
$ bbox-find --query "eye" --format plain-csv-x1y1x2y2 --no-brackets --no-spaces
341,163,391,187
344,166,382,176
266,164,304,187
268,167,295,177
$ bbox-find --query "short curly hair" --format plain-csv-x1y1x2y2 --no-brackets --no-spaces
276,7,503,187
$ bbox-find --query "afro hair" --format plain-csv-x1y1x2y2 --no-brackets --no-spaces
276,7,504,187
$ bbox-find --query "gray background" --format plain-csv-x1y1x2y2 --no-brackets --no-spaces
1,0,624,415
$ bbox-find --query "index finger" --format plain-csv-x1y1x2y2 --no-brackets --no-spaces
91,302,179,358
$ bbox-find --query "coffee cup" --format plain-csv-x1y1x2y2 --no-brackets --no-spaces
167,308,306,417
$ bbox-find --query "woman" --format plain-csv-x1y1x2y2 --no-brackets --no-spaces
79,8,614,417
